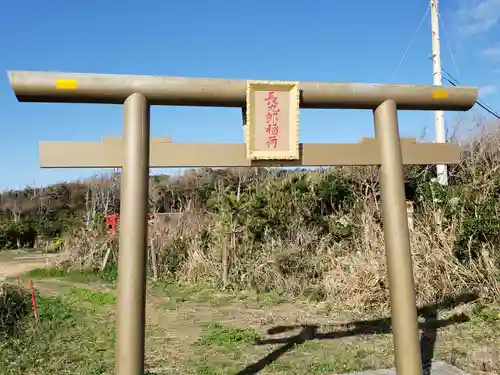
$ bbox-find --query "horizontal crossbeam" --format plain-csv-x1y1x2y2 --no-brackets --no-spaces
359,137,417,143
8,71,477,110
39,141,461,168
101,136,172,143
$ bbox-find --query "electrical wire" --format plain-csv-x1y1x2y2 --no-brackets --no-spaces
441,68,459,84
387,3,499,120
437,12,500,120
390,4,430,82
442,68,500,119
443,74,500,120
438,11,460,80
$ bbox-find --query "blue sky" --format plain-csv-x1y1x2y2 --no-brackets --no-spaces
1,0,499,190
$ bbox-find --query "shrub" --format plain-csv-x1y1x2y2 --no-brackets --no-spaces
0,283,32,338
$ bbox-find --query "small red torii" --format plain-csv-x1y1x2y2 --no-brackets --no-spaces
104,214,119,235
103,213,160,235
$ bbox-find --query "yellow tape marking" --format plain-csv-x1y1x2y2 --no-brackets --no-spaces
432,89,448,99
56,79,77,90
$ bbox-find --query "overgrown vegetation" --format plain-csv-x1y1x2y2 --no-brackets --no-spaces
0,284,32,338
0,281,116,375
1,121,500,313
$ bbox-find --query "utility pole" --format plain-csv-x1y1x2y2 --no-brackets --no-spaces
430,0,448,185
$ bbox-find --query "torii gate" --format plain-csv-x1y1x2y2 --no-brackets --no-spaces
7,70,477,375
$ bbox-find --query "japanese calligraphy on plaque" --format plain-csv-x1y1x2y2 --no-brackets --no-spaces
245,80,300,160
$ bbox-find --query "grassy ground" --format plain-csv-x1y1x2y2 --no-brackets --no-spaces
1,268,499,375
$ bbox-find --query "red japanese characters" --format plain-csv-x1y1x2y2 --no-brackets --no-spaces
264,91,280,149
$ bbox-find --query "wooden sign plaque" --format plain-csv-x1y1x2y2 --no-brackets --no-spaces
245,80,300,160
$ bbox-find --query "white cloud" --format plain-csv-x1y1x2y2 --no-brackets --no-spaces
479,85,498,96
482,44,500,57
454,0,500,36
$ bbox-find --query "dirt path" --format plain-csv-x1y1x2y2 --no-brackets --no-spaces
0,252,61,281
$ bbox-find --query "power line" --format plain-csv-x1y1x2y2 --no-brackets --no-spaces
390,4,430,82
441,68,459,84
438,11,460,80
474,100,500,120
437,13,500,120
387,4,499,120
442,71,500,120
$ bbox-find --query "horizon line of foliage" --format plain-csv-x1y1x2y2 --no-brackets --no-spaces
1,164,499,262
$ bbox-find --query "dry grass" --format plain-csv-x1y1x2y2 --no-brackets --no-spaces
63,120,500,314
